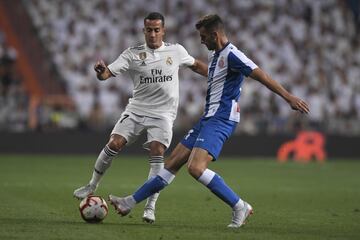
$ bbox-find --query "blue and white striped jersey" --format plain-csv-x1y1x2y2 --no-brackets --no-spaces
204,42,258,122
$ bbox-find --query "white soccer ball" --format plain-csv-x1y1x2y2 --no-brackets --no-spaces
79,196,108,223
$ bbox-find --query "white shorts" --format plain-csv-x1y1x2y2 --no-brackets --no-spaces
111,111,173,150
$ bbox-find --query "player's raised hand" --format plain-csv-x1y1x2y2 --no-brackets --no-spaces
94,60,113,80
288,95,310,114
94,60,107,74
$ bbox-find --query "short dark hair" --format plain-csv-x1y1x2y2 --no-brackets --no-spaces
195,14,224,32
144,12,165,26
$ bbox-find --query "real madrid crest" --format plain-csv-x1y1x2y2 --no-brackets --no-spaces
166,56,173,65
139,52,147,66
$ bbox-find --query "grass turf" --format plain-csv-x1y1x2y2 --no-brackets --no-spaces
0,154,359,240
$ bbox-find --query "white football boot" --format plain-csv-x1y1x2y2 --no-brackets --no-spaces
108,195,132,216
142,208,155,223
227,202,253,228
73,184,97,199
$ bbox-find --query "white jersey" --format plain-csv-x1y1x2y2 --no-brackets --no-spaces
108,42,195,122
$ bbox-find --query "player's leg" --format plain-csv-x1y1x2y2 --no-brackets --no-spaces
140,116,172,222
74,111,141,199
187,148,252,228
187,117,253,228
188,147,242,207
142,141,166,223
73,134,125,199
109,121,201,216
109,143,191,216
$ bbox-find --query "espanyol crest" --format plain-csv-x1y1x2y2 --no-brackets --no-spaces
218,56,224,68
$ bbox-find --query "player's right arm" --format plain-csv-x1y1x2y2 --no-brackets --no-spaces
94,60,115,80
95,48,132,80
176,44,208,77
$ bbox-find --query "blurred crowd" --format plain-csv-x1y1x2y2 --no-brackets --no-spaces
0,30,30,132
2,0,360,135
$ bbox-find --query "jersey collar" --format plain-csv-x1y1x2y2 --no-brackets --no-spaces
145,41,165,52
215,42,230,55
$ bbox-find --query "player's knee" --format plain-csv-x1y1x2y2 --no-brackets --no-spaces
187,163,203,179
149,141,165,156
107,135,126,152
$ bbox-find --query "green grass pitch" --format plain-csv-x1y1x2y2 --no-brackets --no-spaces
1,154,359,240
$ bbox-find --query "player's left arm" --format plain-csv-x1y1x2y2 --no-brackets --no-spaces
249,68,310,114
189,59,208,77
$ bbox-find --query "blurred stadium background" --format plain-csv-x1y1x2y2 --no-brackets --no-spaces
1,1,360,239
0,0,359,158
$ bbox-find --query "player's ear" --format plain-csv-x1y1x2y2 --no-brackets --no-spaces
143,28,146,34
211,31,218,40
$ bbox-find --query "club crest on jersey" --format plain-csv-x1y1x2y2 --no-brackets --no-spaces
218,56,225,68
166,56,173,65
139,52,147,66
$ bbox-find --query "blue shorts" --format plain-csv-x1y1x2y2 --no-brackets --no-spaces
181,116,237,160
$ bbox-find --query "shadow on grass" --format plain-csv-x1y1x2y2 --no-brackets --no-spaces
2,216,238,228
0,216,118,226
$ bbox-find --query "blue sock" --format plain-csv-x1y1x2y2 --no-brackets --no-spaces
132,176,168,203
198,169,240,207
207,174,240,207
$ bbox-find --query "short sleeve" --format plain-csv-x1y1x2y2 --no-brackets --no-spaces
176,44,195,67
228,50,258,77
107,48,132,75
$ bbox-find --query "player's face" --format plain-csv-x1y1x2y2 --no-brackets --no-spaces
143,19,165,49
198,27,217,50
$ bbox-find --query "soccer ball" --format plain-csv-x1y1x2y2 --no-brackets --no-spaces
79,196,108,223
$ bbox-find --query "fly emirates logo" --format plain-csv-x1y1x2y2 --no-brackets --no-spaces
140,69,173,84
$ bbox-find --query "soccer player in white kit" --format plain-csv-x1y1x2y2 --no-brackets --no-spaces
107,14,310,228
73,12,208,223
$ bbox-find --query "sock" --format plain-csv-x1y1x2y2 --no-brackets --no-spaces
197,169,241,208
123,195,137,209
133,168,175,203
144,156,164,210
89,145,118,187
233,198,245,210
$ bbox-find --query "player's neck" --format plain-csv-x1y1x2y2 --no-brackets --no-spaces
215,36,229,52
147,41,163,50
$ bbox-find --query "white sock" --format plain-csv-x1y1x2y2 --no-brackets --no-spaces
233,199,245,210
124,195,137,209
89,145,118,187
197,169,216,186
158,168,175,184
144,156,164,210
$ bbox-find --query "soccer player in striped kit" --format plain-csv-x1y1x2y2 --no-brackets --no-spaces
108,14,309,227
109,15,309,228
73,12,208,223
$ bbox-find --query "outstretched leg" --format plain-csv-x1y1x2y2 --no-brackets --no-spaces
109,143,191,215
